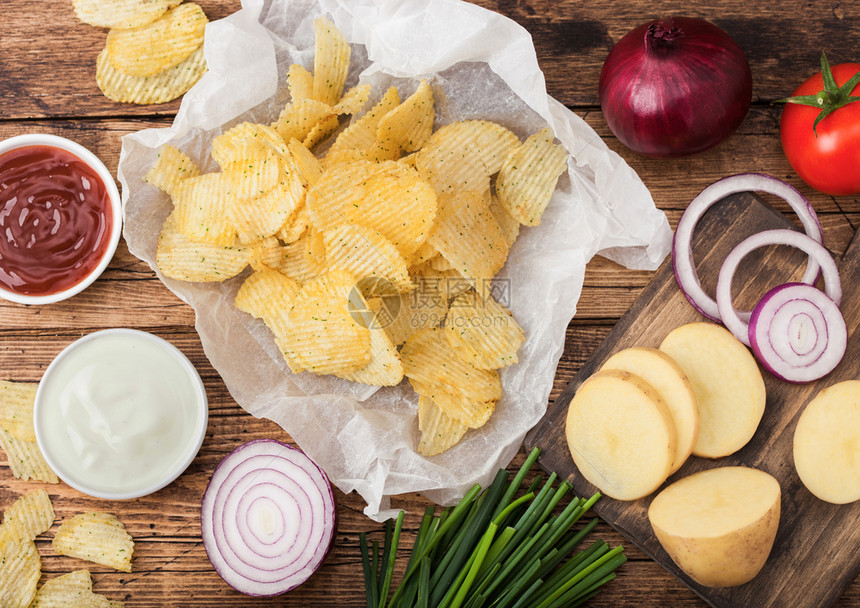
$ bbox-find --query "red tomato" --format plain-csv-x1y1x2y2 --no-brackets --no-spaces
780,62,860,196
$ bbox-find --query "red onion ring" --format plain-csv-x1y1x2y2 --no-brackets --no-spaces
201,439,337,596
715,229,842,347
673,173,823,322
748,283,847,383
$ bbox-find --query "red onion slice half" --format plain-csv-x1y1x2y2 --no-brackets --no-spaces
201,439,337,596
715,228,842,347
748,283,847,383
673,173,823,322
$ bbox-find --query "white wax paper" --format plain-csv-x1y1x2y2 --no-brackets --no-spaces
118,0,672,520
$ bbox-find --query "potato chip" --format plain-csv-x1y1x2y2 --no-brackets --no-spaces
323,224,413,293
406,239,439,269
429,120,520,175
430,255,455,272
496,127,568,226
488,193,520,247
278,203,310,244
0,381,37,442
414,123,500,195
143,145,201,196
278,270,372,374
302,114,340,150
287,63,314,103
445,292,524,370
312,16,350,106
211,122,288,168
156,211,250,282
401,328,501,428
171,173,235,245
288,139,323,186
73,0,181,29
229,181,302,244
236,266,300,328
53,512,134,573
334,84,372,115
0,430,58,483
376,79,434,154
3,489,54,540
29,569,123,608
428,190,508,283
96,45,207,105
325,87,401,167
273,99,336,145
221,151,283,205
0,525,40,608
417,395,469,456
333,322,403,386
307,160,437,257
106,3,208,78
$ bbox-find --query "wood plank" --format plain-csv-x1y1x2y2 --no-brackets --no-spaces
526,193,860,608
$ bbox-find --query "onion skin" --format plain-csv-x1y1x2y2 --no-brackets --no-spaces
599,16,752,158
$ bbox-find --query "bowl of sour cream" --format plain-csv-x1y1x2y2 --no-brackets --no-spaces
34,328,208,500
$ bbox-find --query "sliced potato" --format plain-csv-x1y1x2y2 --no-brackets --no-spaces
648,466,780,587
565,369,677,501
659,323,766,459
793,380,860,504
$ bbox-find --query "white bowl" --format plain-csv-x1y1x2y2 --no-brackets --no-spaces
34,329,208,500
0,134,122,305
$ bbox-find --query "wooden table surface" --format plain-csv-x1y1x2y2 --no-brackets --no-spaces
1,0,858,606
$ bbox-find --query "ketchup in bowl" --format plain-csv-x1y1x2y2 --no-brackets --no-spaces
0,145,114,297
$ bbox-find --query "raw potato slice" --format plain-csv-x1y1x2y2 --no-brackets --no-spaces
0,525,40,608
52,512,134,573
325,87,401,167
565,369,677,501
648,466,780,587
105,3,208,78
143,144,201,195
73,0,181,29
0,380,37,442
600,347,699,473
323,224,413,293
0,430,58,483
496,128,568,226
793,380,860,504
376,79,434,154
659,322,766,459
29,569,123,608
3,489,54,540
96,45,207,105
312,16,351,106
156,211,250,282
445,292,525,369
418,395,469,456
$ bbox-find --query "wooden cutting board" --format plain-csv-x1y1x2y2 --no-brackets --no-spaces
525,192,860,608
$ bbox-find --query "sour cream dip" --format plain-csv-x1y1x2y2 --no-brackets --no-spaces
35,329,208,499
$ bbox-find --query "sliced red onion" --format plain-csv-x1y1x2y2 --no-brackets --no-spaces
715,229,842,347
201,439,337,596
748,283,847,383
673,173,823,321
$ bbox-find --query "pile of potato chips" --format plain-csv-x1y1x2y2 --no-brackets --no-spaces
0,381,58,483
72,0,208,104
0,489,131,607
145,16,568,455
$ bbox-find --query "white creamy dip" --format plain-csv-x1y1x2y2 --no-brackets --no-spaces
35,329,207,498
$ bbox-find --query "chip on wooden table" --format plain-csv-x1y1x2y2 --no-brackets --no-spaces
210,122,288,168
0,524,40,608
0,431,58,483
323,224,414,293
143,144,201,195
0,380,37,442
376,79,434,154
72,0,181,29
312,16,350,106
418,394,469,456
96,45,207,105
105,3,208,78
325,86,401,167
29,569,124,608
445,292,525,370
496,127,568,226
156,211,250,282
53,512,134,573
3,489,54,540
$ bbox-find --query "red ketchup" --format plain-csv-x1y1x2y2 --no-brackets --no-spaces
0,145,113,297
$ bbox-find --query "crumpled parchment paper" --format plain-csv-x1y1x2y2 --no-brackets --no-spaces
118,0,672,520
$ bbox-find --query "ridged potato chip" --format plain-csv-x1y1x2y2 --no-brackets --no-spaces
323,224,413,293
445,292,525,369
73,0,181,29
156,211,250,282
488,193,520,247
325,87,401,167
0,430,58,483
273,99,336,145
106,3,207,78
287,63,314,103
496,128,568,226
273,234,326,284
235,266,300,335
221,149,282,202
334,84,372,115
229,180,303,244
53,512,134,573
143,144,201,196
376,79,434,154
0,381,37,442
278,203,310,244
96,45,206,105
418,395,469,456
248,236,284,270
0,525,40,608
428,120,520,175
29,569,123,608
211,122,288,168
288,139,323,186
303,114,340,150
312,16,350,106
333,322,403,386
171,173,235,246
3,489,54,540
415,122,502,195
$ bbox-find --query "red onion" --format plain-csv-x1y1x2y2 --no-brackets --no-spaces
748,283,847,383
599,16,752,158
201,439,337,596
673,173,823,322
715,229,842,347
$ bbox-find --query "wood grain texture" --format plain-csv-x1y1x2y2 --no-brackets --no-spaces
526,194,860,608
1,0,859,606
